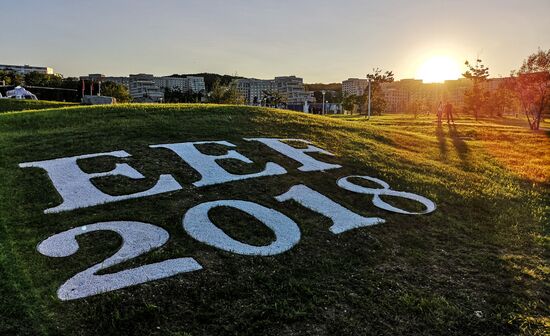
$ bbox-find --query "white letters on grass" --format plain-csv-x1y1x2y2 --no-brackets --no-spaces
245,138,341,172
183,200,301,255
37,221,202,301
275,184,385,234
24,138,439,300
151,141,287,187
19,151,181,213
337,175,436,214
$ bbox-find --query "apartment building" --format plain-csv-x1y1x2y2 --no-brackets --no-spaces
128,80,164,103
380,79,423,112
0,64,54,75
342,78,370,96
186,76,206,93
236,78,275,105
378,78,474,112
274,76,314,104
82,74,205,92
236,76,314,105
128,74,205,93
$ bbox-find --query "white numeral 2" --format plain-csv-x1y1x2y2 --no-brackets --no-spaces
37,221,202,301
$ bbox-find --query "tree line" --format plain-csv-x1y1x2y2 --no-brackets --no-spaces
0,71,131,103
342,49,548,130
462,48,549,130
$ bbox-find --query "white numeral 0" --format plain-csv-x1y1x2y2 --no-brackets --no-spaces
183,200,301,256
37,221,202,301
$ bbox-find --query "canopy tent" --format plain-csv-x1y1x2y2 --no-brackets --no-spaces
6,86,38,100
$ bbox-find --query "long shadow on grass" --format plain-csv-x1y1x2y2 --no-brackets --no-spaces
436,122,448,161
447,123,470,167
436,122,471,167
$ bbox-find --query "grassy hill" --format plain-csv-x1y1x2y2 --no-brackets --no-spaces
0,103,548,335
0,99,78,113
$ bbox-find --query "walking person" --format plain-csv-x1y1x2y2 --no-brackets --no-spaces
445,101,455,124
436,101,443,124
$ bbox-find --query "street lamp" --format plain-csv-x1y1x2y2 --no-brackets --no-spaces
321,90,326,115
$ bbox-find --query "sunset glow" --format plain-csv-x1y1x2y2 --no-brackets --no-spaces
416,56,461,83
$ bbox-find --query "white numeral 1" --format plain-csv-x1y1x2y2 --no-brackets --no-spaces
275,184,385,234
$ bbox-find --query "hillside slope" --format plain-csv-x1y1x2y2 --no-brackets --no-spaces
0,99,77,113
0,104,548,336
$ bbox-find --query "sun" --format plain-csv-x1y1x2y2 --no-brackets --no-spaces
416,56,461,83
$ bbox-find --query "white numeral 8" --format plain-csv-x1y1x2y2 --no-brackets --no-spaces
337,175,436,215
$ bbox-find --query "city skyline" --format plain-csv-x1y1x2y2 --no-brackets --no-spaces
1,0,549,82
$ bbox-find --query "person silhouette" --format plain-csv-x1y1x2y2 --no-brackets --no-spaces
445,102,455,124
436,101,443,124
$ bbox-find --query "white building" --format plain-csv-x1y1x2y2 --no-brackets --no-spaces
0,64,54,75
79,73,205,102
342,78,369,96
186,76,206,93
132,75,205,93
274,76,314,104
129,80,164,102
236,78,275,105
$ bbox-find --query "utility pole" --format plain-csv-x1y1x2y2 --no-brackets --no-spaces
367,78,372,120
321,90,326,115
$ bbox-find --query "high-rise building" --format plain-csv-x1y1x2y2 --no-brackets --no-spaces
342,78,370,96
186,76,206,93
274,76,314,104
79,73,206,102
380,79,423,112
129,80,164,103
127,74,205,93
236,78,275,105
236,76,314,105
127,74,163,102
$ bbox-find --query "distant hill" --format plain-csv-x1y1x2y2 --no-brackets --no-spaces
169,73,244,91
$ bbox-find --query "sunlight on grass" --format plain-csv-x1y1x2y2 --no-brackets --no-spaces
0,103,548,335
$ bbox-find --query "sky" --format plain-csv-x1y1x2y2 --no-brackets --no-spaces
1,0,549,83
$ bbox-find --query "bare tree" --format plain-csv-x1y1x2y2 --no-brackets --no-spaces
511,49,550,130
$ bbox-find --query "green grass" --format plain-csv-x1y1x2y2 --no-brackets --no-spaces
0,99,78,113
0,104,548,335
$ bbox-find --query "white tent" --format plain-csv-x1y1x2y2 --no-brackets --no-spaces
6,86,37,100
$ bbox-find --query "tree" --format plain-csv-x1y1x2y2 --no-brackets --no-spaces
342,94,360,114
485,82,517,117
462,59,490,120
261,89,284,107
406,98,431,118
208,79,244,104
24,72,63,87
0,70,23,86
101,81,131,103
359,68,394,116
511,49,550,130
164,87,203,103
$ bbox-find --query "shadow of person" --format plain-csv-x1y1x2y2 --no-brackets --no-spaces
448,123,469,165
436,122,448,161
